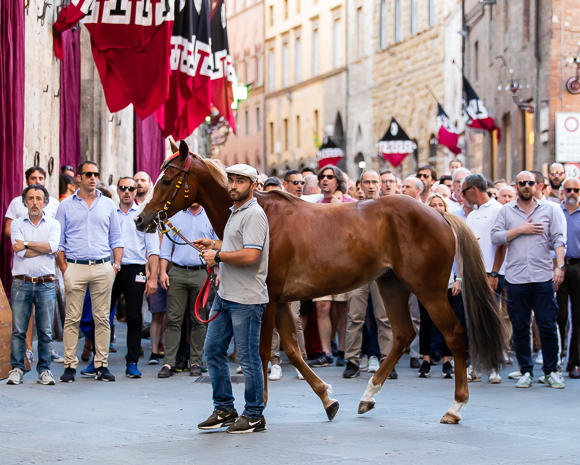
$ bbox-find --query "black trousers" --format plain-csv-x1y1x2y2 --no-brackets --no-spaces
110,264,146,364
556,262,580,367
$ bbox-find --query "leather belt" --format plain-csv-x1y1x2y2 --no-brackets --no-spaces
66,258,110,265
173,263,205,271
565,257,580,265
14,275,56,283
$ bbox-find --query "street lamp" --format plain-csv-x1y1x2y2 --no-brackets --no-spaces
566,42,580,95
498,68,534,113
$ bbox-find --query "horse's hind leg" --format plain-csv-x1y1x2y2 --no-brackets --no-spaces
259,301,277,406
359,275,413,414
420,292,469,424
276,302,340,421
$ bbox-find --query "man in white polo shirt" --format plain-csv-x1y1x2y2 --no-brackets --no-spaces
462,174,506,384
196,164,270,434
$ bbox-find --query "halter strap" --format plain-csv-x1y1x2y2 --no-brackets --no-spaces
162,153,193,213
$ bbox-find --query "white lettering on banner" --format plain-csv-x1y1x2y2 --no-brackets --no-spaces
135,0,152,26
317,148,344,160
102,0,132,25
212,49,236,82
377,140,417,154
170,37,213,78
437,115,458,134
465,99,489,121
83,0,100,23
155,0,174,25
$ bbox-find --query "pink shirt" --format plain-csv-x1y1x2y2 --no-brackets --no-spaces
317,196,356,204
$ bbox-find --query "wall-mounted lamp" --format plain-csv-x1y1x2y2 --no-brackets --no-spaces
566,42,580,95
498,69,534,113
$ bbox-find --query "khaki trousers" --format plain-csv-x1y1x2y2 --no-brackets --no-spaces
63,262,115,369
345,282,393,366
271,301,307,365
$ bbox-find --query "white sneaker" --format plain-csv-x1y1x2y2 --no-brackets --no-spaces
467,365,482,382
51,350,65,363
508,370,522,380
516,372,533,388
535,350,543,365
26,349,34,363
6,368,23,385
37,370,56,385
236,365,242,374
367,356,380,373
359,354,369,372
296,368,304,380
268,364,282,381
488,370,502,384
538,375,546,384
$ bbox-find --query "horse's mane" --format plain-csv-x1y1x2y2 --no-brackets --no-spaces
194,154,227,189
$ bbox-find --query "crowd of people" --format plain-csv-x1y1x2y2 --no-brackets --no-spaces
5,155,579,432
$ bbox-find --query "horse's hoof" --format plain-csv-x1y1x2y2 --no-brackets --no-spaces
325,400,340,421
358,401,375,414
440,412,461,424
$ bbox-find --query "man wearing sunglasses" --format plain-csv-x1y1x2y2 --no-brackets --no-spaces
110,177,160,378
282,170,304,197
548,163,566,203
417,165,437,203
491,171,566,389
557,178,580,380
55,161,124,383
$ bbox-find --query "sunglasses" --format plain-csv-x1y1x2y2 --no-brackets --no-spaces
290,180,306,186
550,171,565,176
461,186,474,195
518,180,536,187
82,172,100,178
118,186,136,192
63,165,74,171
565,188,580,194
417,173,431,179
319,174,335,180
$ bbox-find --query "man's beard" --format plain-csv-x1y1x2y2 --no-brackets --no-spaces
566,197,578,205
229,186,252,202
550,179,562,189
519,190,533,200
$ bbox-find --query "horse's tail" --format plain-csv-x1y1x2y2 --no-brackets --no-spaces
443,212,508,373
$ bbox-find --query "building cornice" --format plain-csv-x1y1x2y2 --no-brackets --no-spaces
265,66,346,99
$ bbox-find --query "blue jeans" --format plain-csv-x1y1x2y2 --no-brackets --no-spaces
506,281,560,376
10,279,55,373
204,296,266,419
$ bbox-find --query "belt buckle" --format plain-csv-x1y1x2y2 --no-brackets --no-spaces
89,260,96,265
31,277,39,284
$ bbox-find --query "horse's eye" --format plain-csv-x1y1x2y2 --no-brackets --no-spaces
162,179,172,186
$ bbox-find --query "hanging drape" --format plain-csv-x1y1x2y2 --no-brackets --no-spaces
134,111,165,181
0,0,25,294
59,27,81,171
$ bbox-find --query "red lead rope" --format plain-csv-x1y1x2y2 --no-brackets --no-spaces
194,268,220,323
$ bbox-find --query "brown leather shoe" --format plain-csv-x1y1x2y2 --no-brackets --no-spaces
158,365,173,378
569,366,580,379
190,364,202,377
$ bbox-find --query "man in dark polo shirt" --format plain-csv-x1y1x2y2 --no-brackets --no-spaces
195,164,269,434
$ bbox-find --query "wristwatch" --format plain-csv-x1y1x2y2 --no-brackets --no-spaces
113,263,122,271
490,271,499,278
558,264,565,271
23,241,29,249
214,251,221,263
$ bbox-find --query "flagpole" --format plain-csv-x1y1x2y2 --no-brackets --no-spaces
425,86,439,104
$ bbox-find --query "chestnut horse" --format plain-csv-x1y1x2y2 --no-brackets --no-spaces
135,141,507,424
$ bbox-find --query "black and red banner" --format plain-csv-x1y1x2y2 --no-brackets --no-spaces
317,136,344,169
436,103,461,155
463,77,499,137
210,0,236,133
377,118,417,167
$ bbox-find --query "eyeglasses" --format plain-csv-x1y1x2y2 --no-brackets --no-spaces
461,186,474,195
82,172,100,178
550,171,565,176
381,179,396,184
518,180,536,187
417,173,431,179
290,180,306,186
257,182,264,188
362,180,380,185
565,188,580,194
63,165,74,171
319,174,335,180
118,186,136,192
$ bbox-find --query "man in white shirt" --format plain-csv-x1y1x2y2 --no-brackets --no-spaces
7,185,61,386
462,174,507,384
3,166,59,241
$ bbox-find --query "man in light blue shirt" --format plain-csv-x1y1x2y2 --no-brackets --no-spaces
55,161,124,383
157,204,218,379
110,177,160,379
7,185,60,386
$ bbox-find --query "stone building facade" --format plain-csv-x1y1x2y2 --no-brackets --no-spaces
216,0,265,172
463,0,580,180
264,0,347,176
371,0,464,178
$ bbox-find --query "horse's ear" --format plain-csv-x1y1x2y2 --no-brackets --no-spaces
179,140,189,159
169,138,179,154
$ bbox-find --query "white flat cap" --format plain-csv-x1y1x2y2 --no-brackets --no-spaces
225,164,259,183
